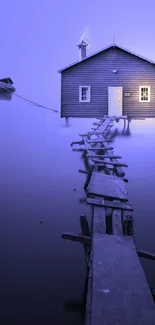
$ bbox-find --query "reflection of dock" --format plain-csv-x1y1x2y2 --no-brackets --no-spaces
108,117,131,140
62,115,155,325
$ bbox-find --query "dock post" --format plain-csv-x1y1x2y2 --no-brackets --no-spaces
65,117,69,127
123,117,126,130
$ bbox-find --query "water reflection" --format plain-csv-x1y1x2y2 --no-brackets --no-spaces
0,89,13,100
109,119,132,141
1,109,155,325
61,117,71,128
72,148,85,152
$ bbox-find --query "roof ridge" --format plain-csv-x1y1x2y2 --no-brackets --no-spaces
58,43,155,73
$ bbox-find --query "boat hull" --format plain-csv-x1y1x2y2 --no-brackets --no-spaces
0,82,15,93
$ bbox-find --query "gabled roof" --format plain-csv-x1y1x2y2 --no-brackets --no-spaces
58,43,155,73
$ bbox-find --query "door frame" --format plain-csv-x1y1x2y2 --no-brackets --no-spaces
108,86,123,116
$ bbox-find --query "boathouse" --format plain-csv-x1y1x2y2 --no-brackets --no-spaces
58,42,155,118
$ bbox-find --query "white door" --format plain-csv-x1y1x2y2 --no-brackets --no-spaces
108,87,123,116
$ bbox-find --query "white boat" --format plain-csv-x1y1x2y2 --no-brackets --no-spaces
0,78,15,92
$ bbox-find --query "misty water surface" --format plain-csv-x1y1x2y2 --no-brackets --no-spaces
0,94,155,325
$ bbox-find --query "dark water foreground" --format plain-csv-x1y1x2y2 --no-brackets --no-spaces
0,97,155,324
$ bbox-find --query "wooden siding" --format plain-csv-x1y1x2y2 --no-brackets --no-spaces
61,47,155,118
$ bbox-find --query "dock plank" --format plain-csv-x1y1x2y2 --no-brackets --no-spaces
86,139,111,143
93,205,106,234
87,197,133,211
91,234,155,325
86,154,122,159
87,171,128,200
94,118,111,132
103,115,128,120
112,209,123,235
88,146,113,151
92,159,128,167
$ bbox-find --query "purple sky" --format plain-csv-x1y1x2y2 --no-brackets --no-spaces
1,0,155,110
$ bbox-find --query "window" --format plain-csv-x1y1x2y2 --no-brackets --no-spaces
139,86,150,102
79,86,91,102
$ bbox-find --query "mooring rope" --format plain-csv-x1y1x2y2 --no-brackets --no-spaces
0,83,60,113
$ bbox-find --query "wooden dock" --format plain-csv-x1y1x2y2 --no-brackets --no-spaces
90,235,155,325
62,116,155,324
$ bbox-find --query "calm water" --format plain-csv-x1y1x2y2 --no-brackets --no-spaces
0,94,155,324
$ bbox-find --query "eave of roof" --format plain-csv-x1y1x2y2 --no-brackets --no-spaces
58,43,155,73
